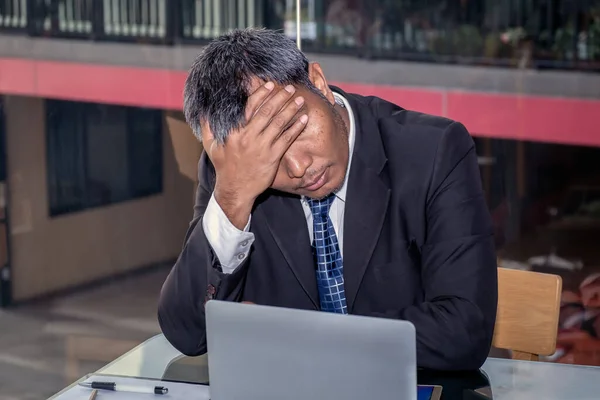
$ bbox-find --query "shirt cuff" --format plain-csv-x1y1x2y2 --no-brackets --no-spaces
202,193,255,274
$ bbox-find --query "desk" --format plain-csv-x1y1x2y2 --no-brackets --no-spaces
51,334,600,399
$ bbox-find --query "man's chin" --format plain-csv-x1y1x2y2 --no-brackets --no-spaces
303,180,344,200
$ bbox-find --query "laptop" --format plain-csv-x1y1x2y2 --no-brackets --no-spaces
205,300,419,400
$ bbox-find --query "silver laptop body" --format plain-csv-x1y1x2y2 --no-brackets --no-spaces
205,300,417,400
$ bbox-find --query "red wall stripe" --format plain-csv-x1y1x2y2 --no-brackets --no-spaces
1,57,599,147
0,58,36,95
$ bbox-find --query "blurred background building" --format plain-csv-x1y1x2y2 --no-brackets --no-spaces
1,0,600,397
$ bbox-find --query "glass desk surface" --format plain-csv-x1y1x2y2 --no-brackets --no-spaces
52,334,600,400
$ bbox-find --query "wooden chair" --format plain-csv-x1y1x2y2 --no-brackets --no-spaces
492,267,562,361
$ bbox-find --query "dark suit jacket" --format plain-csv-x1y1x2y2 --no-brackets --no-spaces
158,87,498,371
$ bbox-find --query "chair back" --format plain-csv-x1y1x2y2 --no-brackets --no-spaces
492,267,562,361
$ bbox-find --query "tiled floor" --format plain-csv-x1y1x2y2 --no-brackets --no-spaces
0,266,170,400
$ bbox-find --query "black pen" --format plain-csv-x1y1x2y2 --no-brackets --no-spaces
79,381,168,395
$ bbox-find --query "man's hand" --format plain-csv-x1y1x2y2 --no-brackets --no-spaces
204,82,308,229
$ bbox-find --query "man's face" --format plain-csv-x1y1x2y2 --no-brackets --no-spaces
265,64,350,199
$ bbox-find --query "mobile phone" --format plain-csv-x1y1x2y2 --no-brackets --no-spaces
418,384,443,400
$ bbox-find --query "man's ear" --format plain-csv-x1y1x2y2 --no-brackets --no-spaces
308,62,335,105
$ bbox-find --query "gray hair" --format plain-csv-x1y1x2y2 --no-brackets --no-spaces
183,28,315,143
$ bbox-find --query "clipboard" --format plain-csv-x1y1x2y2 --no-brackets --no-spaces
50,374,210,400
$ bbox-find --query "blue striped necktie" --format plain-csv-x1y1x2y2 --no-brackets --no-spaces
306,195,348,314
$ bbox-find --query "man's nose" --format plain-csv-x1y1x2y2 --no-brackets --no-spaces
283,150,312,179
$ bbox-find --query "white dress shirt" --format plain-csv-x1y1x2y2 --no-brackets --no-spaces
202,92,356,274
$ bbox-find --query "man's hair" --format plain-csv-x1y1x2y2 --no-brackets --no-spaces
183,28,314,143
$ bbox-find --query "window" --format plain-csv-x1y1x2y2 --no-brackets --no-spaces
46,100,163,216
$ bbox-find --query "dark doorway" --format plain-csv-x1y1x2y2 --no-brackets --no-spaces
0,99,12,306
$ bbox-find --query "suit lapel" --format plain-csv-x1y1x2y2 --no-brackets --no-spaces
339,91,391,312
343,157,390,311
257,193,319,309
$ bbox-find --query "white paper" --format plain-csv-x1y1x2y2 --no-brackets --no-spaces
52,374,210,400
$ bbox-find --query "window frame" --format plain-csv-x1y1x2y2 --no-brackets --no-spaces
45,99,163,217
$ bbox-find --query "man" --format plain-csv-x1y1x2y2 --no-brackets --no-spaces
158,28,498,371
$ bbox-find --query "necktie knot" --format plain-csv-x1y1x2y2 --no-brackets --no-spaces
306,194,335,219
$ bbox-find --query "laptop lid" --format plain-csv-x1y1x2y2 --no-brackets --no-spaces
205,300,417,400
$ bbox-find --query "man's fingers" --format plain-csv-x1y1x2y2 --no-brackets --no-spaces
272,114,308,154
248,85,297,131
263,96,306,143
265,95,305,139
245,81,275,122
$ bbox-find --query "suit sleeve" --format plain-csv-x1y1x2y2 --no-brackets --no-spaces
398,122,498,370
158,151,251,356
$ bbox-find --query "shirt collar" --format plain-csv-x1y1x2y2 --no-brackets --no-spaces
331,92,356,203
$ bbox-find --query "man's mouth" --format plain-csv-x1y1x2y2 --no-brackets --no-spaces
300,168,328,191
